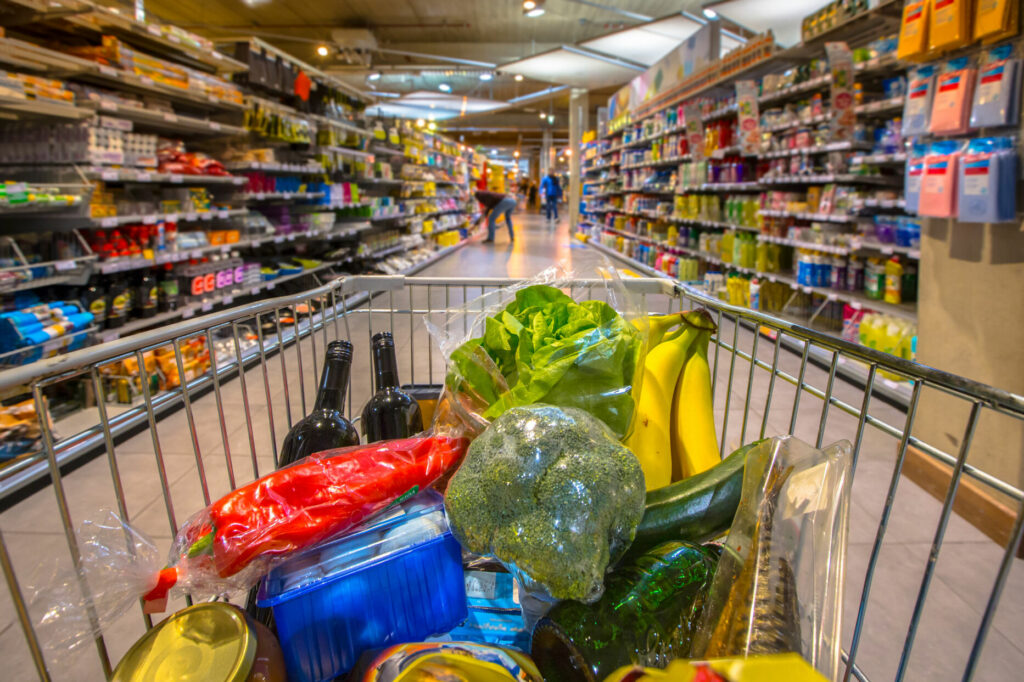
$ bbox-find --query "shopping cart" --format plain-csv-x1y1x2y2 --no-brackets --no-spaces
0,275,1021,682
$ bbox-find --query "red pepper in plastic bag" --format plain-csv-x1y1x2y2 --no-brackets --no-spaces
144,435,467,605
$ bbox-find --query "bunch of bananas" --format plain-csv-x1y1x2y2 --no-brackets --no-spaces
627,310,721,490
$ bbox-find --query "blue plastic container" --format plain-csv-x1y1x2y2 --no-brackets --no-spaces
257,489,467,682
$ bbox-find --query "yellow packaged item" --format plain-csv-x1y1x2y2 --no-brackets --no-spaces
929,0,971,52
897,1,930,60
975,0,1019,43
605,653,829,682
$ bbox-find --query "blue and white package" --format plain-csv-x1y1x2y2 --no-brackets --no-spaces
447,565,531,651
903,66,936,137
970,50,1021,129
904,143,928,214
957,137,1017,223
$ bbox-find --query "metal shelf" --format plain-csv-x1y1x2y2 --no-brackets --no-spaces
92,208,246,228
0,93,91,121
78,99,246,137
239,191,324,201
84,168,247,185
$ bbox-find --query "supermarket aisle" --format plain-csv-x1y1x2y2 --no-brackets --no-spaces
1,212,1023,681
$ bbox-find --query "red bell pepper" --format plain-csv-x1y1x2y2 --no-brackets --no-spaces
144,435,467,604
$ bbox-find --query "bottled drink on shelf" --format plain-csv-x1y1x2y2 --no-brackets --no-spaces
361,331,424,442
279,340,360,466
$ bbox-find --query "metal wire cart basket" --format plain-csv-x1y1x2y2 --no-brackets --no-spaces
0,275,1021,681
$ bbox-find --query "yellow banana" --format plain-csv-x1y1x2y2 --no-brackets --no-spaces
626,325,700,490
671,327,721,480
632,313,684,348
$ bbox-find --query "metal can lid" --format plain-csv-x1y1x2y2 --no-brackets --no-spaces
112,603,256,682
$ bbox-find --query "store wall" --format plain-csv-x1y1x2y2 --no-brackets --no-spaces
916,219,1024,494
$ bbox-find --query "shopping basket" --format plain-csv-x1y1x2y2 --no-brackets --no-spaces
0,274,1021,681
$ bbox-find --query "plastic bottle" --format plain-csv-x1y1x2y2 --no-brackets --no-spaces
847,256,864,291
884,256,903,304
750,278,760,310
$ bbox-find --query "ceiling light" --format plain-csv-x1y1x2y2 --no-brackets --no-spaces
523,0,536,8
547,114,555,124
438,83,452,92
514,74,524,82
565,149,572,157
491,149,498,155
539,112,546,119
702,8,718,19
514,150,520,158
526,8,545,17
368,72,381,81
316,44,329,57
479,72,493,81
416,118,425,127
428,122,437,131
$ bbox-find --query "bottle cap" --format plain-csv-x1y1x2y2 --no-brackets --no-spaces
371,331,395,348
326,339,353,362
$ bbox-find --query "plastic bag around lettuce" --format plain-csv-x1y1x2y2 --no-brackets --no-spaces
444,404,646,605
691,436,853,680
426,264,649,441
31,433,469,656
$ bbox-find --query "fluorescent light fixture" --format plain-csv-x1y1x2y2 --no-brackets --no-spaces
514,74,524,81
702,8,718,19
507,84,568,105
500,46,640,88
479,72,494,81
703,0,817,46
438,83,452,92
526,8,545,17
316,44,329,57
579,12,705,67
367,72,381,81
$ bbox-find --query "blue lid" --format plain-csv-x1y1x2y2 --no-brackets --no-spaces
257,488,450,606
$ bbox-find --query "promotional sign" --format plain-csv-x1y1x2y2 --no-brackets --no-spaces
826,42,855,142
684,104,705,161
735,80,760,156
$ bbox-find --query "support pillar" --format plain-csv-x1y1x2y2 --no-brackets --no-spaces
568,87,589,231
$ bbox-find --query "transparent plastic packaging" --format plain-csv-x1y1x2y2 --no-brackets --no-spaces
32,434,468,655
427,265,647,441
444,404,646,604
691,436,853,680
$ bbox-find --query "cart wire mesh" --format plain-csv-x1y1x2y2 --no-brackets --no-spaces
0,275,1021,681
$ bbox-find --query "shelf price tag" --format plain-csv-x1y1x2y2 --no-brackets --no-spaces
54,260,77,272
99,217,118,228
201,301,214,312
163,113,177,122
142,215,157,225
99,100,117,111
101,171,119,181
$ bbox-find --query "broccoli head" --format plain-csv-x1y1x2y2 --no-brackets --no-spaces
445,404,646,603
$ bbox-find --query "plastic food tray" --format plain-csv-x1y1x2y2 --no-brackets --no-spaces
257,489,467,682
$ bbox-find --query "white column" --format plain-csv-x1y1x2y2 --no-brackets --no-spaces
568,87,589,230
540,130,552,176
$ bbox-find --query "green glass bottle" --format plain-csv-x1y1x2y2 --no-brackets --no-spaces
531,541,719,682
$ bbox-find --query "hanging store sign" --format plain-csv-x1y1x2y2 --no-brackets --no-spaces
826,42,855,143
735,80,760,156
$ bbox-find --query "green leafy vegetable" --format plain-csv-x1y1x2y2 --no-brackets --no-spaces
447,284,642,438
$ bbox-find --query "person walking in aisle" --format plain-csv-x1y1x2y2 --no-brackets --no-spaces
472,189,516,243
540,171,562,223
528,179,538,211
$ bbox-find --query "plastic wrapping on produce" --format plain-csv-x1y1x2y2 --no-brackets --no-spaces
426,264,648,441
31,433,469,656
445,404,646,605
691,436,853,680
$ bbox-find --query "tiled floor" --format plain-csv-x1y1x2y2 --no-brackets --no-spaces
1,211,1021,680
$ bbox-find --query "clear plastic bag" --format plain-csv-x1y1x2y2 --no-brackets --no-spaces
33,433,469,654
427,265,648,441
444,404,646,604
691,436,853,680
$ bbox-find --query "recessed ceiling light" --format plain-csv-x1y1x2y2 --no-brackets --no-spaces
416,118,425,127
539,112,546,119
438,83,452,92
514,74,524,81
703,8,718,19
368,72,381,81
428,122,437,131
526,8,545,17
316,45,329,57
479,72,494,81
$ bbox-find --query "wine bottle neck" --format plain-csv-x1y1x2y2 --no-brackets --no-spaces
314,355,351,412
373,342,400,391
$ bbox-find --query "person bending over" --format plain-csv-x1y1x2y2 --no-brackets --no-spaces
473,189,516,243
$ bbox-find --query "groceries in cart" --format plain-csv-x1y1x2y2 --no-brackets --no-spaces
35,269,854,682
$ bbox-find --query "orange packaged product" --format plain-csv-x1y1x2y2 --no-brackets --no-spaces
929,0,972,52
975,0,1019,43
209,230,226,245
898,1,930,61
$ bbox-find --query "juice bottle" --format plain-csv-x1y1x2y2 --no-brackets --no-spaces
750,278,760,310
884,256,903,304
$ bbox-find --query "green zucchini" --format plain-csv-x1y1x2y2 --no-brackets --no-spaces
628,440,765,557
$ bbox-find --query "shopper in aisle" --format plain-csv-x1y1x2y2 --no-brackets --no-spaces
540,171,562,222
528,179,539,211
472,188,516,243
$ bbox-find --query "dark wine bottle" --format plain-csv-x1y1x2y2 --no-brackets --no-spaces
279,340,359,466
361,332,423,442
